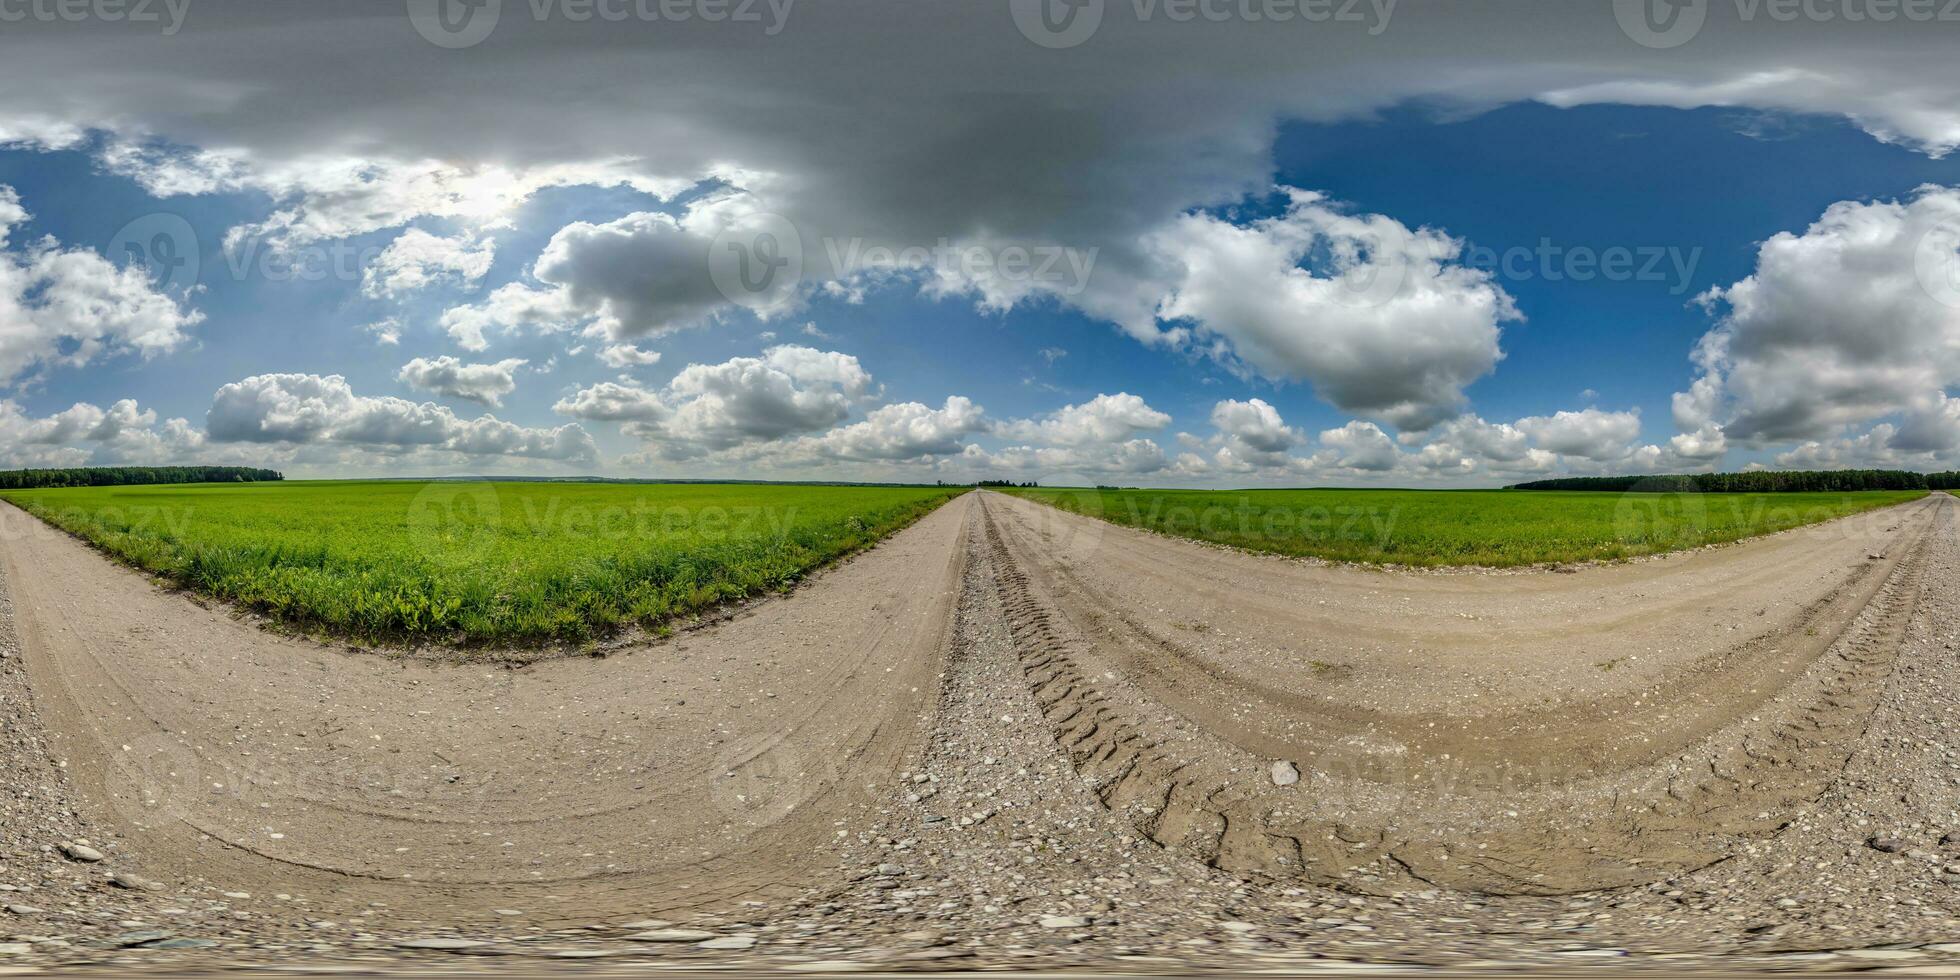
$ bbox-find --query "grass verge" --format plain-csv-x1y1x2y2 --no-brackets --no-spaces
2,480,966,645
999,487,1924,568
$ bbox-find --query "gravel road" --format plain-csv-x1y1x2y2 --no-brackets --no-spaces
1,491,1956,974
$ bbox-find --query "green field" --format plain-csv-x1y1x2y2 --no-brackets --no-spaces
1,481,965,644
1002,487,1923,567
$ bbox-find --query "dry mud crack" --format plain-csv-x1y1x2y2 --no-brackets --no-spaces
3,491,1958,972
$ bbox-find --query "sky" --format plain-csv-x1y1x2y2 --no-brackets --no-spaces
3,0,1960,486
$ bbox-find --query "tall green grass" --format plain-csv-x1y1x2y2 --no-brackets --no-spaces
1000,487,1923,568
2,481,965,644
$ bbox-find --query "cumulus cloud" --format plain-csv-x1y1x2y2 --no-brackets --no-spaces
0,397,203,468
1209,398,1299,454
362,228,495,299
397,355,527,407
556,345,872,457
1677,185,1960,447
998,392,1171,446
0,185,202,384
439,282,588,352
963,438,1170,480
1182,397,1309,474
1315,420,1402,472
551,380,669,423
20,6,1960,479
526,208,741,339
208,373,594,462
598,344,662,368
362,316,404,346
1150,189,1517,430
806,396,988,461
1514,408,1644,461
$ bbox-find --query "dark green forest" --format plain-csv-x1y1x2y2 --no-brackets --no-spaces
0,467,284,490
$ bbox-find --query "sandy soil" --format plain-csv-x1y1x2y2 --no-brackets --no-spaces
2,491,1957,974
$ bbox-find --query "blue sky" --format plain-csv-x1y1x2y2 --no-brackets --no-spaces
5,2,1960,485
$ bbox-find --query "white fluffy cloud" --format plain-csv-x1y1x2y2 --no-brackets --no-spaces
1316,420,1402,472
598,344,662,368
208,373,594,462
397,355,527,407
555,345,872,457
0,397,204,468
0,185,201,384
438,282,587,352
551,380,668,423
806,396,988,461
1149,189,1517,430
438,195,789,350
362,229,495,299
999,392,1171,447
1678,185,1960,447
525,209,738,339
1514,408,1644,461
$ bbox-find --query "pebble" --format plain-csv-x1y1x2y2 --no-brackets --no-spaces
108,872,165,892
1270,761,1300,786
1039,915,1091,929
697,935,757,950
59,842,105,863
1868,836,1909,853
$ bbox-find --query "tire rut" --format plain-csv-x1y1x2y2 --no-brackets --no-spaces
978,491,1940,896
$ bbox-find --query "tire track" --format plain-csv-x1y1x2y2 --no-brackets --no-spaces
978,491,1940,895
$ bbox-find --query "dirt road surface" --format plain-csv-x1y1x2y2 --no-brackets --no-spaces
2,491,1957,974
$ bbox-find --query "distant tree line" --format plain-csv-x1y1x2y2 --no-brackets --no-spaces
0,466,284,490
1508,469,1938,493
977,479,1040,488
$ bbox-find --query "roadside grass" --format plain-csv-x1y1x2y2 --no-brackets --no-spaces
999,487,1923,568
1,480,966,645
